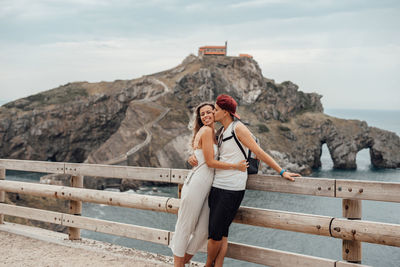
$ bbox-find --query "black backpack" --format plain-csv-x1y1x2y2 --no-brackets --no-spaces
218,121,260,175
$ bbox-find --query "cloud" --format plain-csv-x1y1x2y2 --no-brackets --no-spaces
184,3,206,12
0,0,172,22
0,36,197,103
2,30,399,110
230,0,292,8
0,0,399,110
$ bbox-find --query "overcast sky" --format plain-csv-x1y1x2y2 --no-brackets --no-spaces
1,0,399,110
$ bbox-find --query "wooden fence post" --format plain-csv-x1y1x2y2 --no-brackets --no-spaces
342,199,362,263
0,168,5,224
69,175,83,240
178,184,183,199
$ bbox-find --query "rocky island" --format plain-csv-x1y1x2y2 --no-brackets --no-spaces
1,54,399,190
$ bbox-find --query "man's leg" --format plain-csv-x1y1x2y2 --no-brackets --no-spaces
214,237,228,267
206,187,222,266
206,238,223,267
208,188,245,267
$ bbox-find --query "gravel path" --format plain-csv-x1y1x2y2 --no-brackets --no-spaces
0,223,174,267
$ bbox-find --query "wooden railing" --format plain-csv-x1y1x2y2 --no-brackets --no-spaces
0,159,399,266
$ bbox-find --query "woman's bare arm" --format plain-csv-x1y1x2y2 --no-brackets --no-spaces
201,126,247,171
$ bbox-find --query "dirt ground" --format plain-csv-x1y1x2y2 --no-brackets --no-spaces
0,223,174,267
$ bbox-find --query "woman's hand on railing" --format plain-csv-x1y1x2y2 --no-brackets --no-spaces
282,171,301,182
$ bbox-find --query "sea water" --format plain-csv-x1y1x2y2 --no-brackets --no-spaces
6,109,400,267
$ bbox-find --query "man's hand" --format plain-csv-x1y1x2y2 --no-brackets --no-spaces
188,155,198,167
282,171,301,182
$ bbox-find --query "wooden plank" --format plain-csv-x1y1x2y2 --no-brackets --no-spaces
343,199,362,219
64,163,171,182
336,261,371,267
234,206,332,237
226,241,336,267
125,167,171,182
64,163,127,178
0,167,5,224
0,180,170,213
1,180,400,247
170,168,189,184
0,203,62,224
336,179,400,203
166,198,179,214
341,199,362,263
331,218,400,247
69,175,83,240
177,184,183,198
343,240,361,263
1,159,398,203
61,214,169,245
168,235,370,267
124,165,170,183
0,203,169,245
246,175,335,197
169,200,400,247
70,176,83,215
2,179,332,235
0,159,65,174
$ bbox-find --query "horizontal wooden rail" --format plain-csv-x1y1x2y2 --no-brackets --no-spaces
0,159,65,174
0,159,173,183
331,218,400,247
64,162,172,182
226,242,369,267
0,203,169,245
1,180,399,247
246,174,335,197
0,180,176,213
234,206,332,237
0,204,370,267
233,207,400,247
1,159,400,202
336,179,400,203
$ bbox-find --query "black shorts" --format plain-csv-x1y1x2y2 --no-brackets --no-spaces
208,187,245,241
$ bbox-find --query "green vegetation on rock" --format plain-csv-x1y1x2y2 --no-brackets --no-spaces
4,85,88,111
279,125,291,132
257,124,270,133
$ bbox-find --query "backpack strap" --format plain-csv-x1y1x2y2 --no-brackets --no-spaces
216,126,224,145
216,126,224,139
231,121,248,160
222,135,234,142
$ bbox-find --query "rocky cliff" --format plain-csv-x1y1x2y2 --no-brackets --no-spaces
1,54,399,189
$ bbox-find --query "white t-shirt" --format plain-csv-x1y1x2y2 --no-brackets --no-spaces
213,121,248,191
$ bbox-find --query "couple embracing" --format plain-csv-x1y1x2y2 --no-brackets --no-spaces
170,94,300,267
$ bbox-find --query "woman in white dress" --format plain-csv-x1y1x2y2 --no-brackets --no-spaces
170,102,248,267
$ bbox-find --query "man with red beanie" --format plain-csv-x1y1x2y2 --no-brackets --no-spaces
190,94,300,267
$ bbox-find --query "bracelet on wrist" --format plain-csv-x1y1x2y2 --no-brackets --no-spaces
279,169,286,176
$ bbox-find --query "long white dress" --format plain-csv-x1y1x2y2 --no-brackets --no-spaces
170,144,217,257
